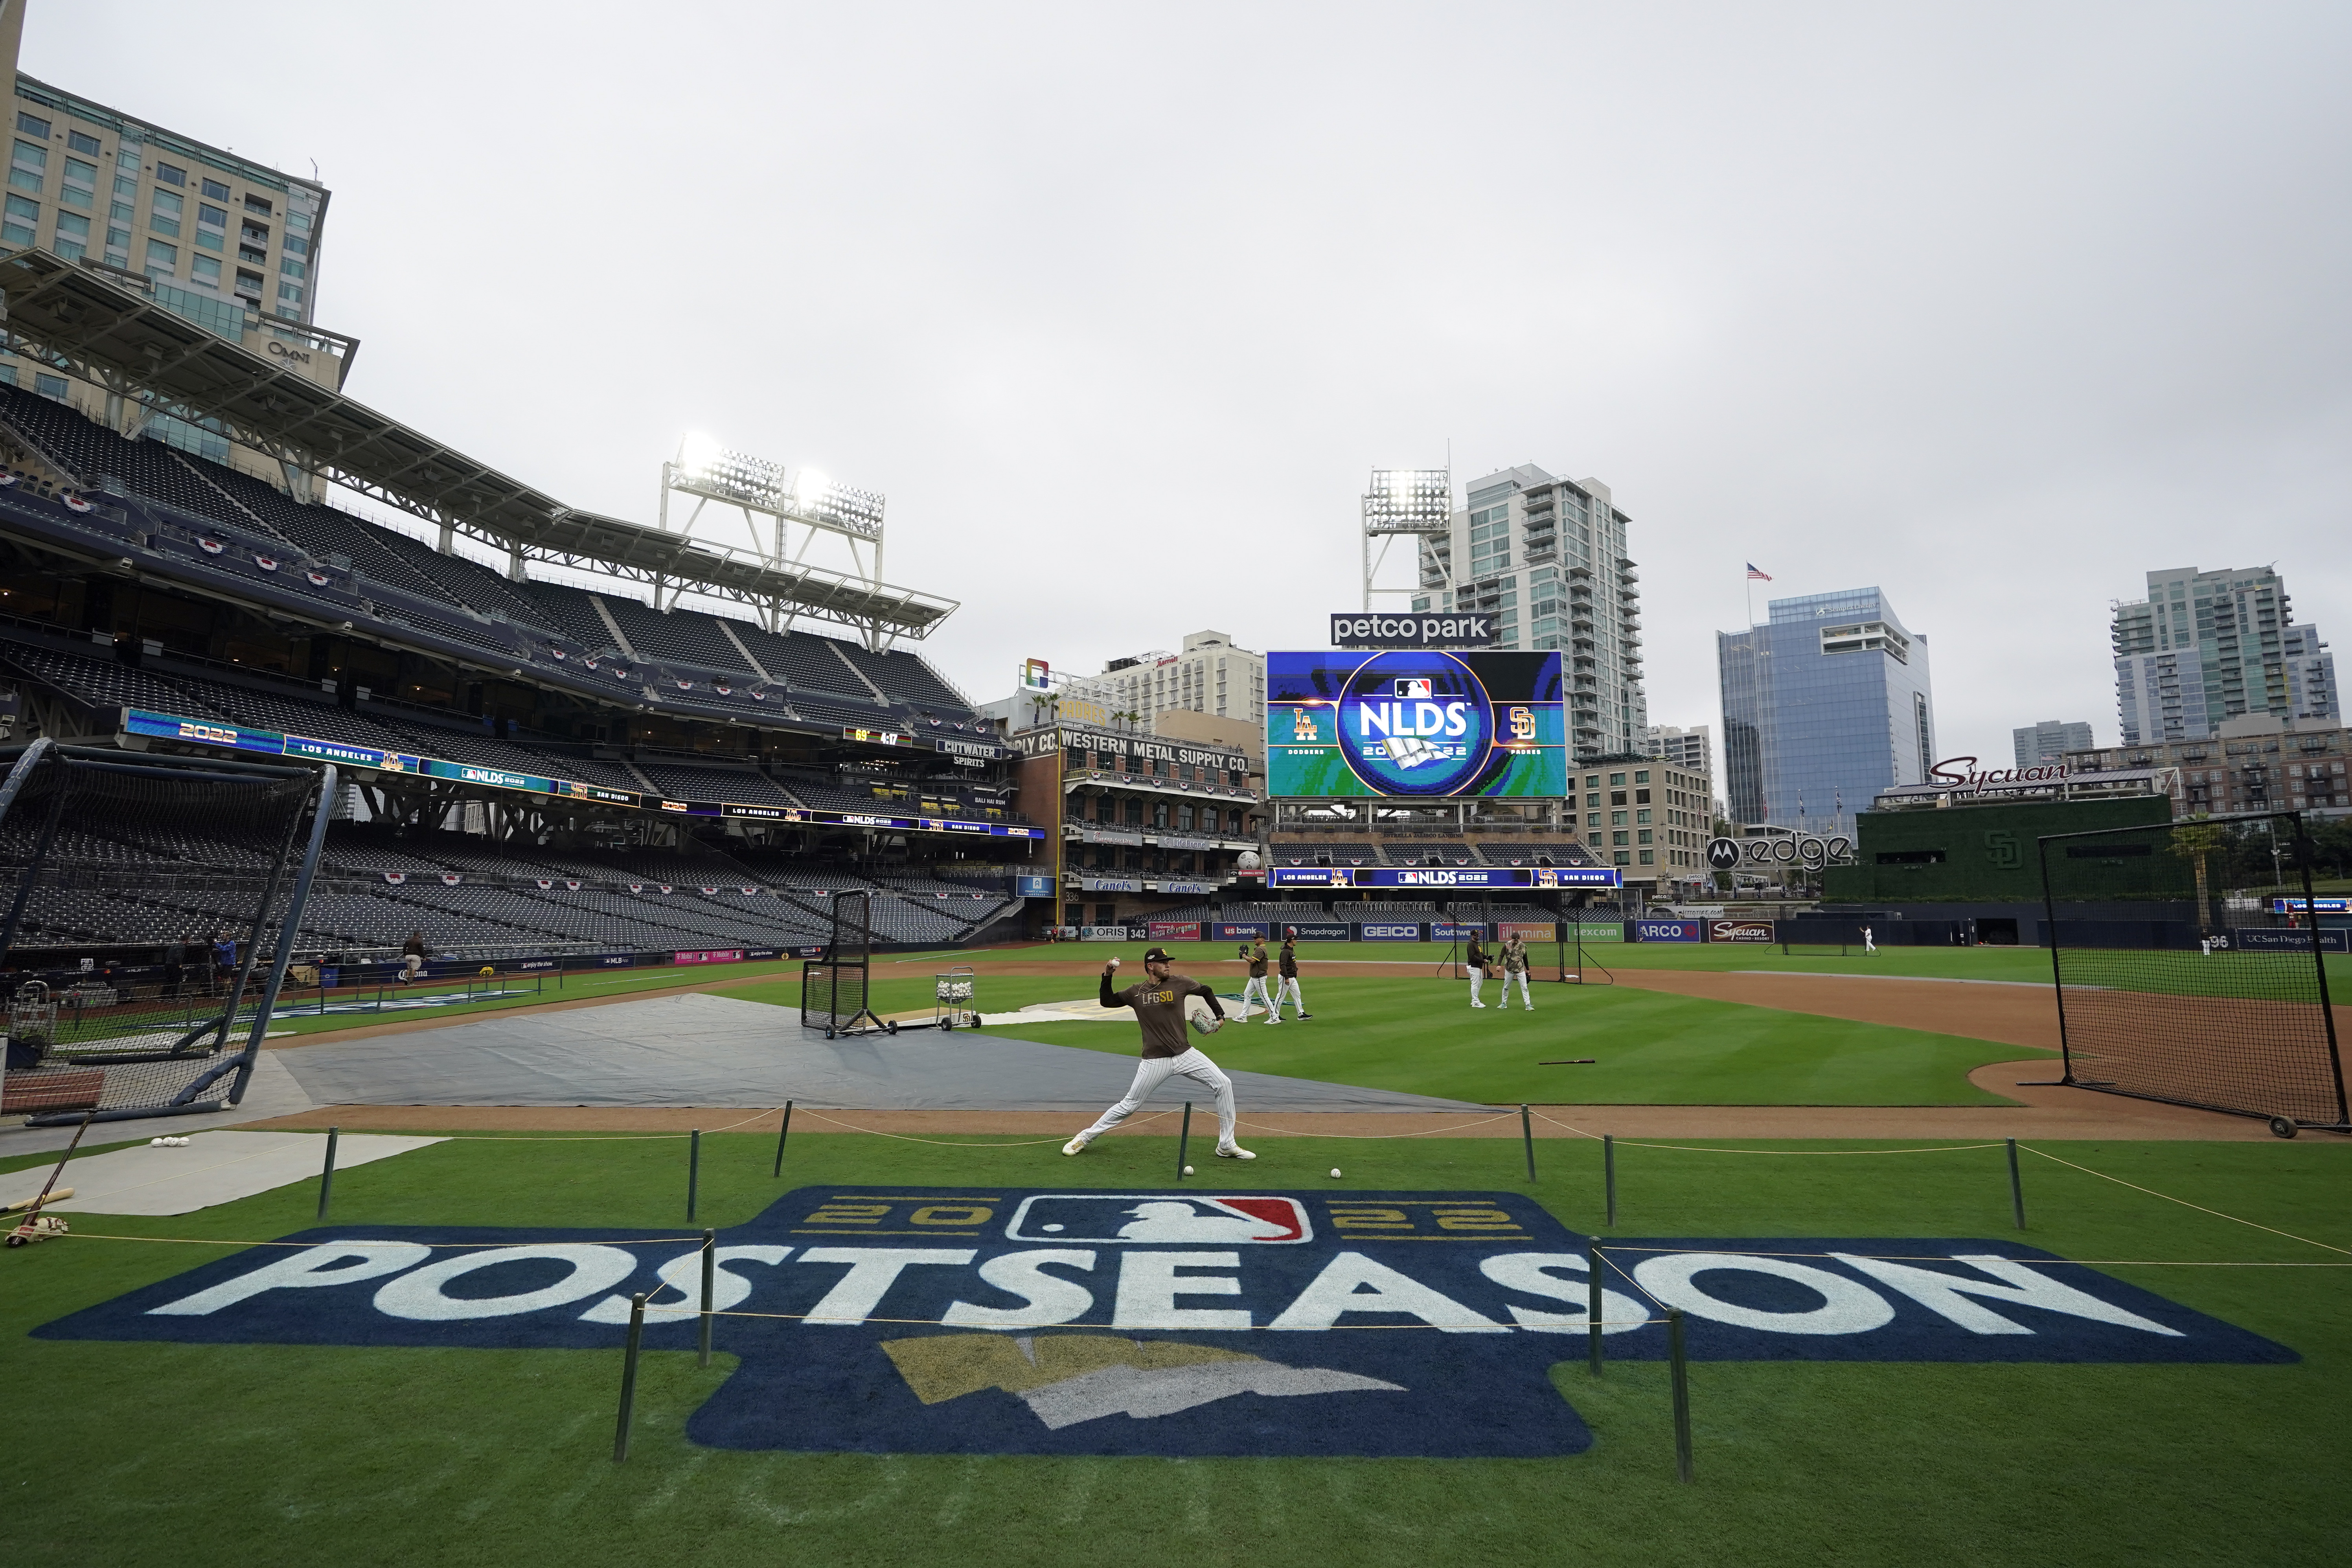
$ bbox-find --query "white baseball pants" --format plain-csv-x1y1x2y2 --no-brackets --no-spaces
1468,968,1484,1005
1274,976,1304,1017
1078,1048,1236,1145
1503,969,1532,1007
1239,976,1274,1019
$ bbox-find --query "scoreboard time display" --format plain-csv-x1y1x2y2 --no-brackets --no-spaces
1267,651,1566,798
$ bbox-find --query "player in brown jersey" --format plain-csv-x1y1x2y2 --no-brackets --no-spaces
1270,927,1310,1021
1238,936,1274,1022
1063,946,1254,1160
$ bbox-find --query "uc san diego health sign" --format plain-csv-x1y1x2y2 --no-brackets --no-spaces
38,1186,2290,1458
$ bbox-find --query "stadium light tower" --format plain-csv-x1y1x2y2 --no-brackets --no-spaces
658,434,893,640
1361,467,1453,611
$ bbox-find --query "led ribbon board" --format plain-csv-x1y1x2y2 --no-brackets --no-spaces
40,1186,2292,1460
1267,651,1565,798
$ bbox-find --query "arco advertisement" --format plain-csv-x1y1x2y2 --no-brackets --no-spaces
1267,651,1565,798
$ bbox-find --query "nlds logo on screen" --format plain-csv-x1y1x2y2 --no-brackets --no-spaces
1337,653,1493,796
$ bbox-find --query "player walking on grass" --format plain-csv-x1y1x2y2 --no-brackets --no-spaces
1501,930,1534,1010
1270,927,1310,1022
1466,931,1491,1007
1238,936,1274,1021
1064,946,1253,1160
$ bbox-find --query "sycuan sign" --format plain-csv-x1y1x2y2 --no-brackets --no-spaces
40,1186,2291,1459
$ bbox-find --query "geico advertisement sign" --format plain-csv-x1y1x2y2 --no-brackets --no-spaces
1356,924,1424,940
40,1187,2288,1459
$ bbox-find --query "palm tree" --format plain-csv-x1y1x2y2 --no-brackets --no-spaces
2168,821,2228,933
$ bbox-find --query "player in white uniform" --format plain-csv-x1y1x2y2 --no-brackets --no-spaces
1237,937,1274,1022
1063,946,1253,1160
1500,931,1534,1010
1271,928,1310,1021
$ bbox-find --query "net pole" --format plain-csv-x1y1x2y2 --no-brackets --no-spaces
2290,813,2351,1127
0,743,66,960
225,766,337,1105
2037,833,2076,1086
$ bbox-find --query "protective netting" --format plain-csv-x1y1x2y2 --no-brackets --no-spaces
799,891,875,1033
2040,813,2348,1131
0,747,324,1125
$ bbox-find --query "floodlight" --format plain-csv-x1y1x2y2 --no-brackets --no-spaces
1363,468,1453,534
677,430,724,479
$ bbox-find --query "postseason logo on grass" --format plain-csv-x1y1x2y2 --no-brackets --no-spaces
37,1187,2293,1459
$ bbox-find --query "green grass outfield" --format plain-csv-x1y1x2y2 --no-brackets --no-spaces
942,977,2042,1105
2,1131,2344,1566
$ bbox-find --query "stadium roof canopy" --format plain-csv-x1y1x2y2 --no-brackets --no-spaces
0,250,956,642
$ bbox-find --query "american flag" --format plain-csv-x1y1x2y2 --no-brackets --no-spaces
1746,563,1773,581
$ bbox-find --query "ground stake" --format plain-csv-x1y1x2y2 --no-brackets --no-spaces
1521,1103,1536,1182
1176,1101,1192,1179
614,1293,646,1463
316,1125,338,1220
698,1228,716,1368
773,1100,793,1177
1668,1306,1694,1483
2008,1137,2027,1230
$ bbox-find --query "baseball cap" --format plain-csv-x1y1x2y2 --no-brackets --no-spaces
1142,946,1174,963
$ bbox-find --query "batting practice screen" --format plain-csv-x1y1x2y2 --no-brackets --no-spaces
1266,651,1565,798
2039,813,2348,1133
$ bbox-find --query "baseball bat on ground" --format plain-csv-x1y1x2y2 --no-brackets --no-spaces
3,1188,72,1212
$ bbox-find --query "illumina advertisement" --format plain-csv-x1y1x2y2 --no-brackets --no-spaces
1267,651,1566,798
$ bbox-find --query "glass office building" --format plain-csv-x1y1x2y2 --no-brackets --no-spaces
1717,587,1936,835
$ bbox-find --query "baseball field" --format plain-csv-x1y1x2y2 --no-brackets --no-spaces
5,939,2346,1566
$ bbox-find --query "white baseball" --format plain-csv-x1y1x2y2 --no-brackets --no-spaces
1109,958,1121,969
1330,1168,1343,1178
150,1137,164,1147
1182,1164,1195,1175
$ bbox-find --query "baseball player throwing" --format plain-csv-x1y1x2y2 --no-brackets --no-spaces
1064,946,1254,1160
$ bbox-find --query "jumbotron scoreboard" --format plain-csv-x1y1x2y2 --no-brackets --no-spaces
1266,650,1566,799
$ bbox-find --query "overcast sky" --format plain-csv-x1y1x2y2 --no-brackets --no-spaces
28,4,2352,770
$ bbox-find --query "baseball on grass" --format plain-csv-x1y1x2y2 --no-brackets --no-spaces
1330,1168,1343,1178
1182,1164,1195,1175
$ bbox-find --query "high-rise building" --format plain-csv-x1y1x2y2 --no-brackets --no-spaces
1412,463,1645,759
2014,719,2093,769
7,75,329,324
1646,723,1712,778
1,37,346,480
1099,630,1265,728
1717,587,1935,836
2111,566,2339,744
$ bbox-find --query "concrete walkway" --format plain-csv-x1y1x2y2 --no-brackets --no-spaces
262,991,1488,1114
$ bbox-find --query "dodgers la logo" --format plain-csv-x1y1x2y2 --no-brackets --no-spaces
1335,652,1493,796
35,1187,2292,1459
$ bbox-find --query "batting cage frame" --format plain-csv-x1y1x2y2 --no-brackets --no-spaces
0,739,337,1126
1435,921,1617,986
2038,811,2348,1138
800,888,886,1039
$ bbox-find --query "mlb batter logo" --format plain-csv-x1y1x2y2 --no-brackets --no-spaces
1394,678,1433,700
1008,1194,1313,1244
